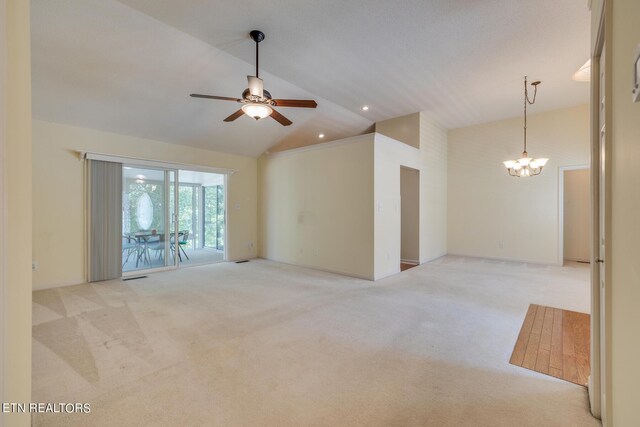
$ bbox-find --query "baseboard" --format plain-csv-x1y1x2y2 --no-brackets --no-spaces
420,253,448,264
32,278,87,291
400,259,419,265
564,257,590,263
373,268,402,281
260,256,374,281
446,252,561,266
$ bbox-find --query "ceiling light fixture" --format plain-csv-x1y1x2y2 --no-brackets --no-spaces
361,106,369,111
572,59,591,82
503,76,548,177
241,103,273,120
318,133,325,139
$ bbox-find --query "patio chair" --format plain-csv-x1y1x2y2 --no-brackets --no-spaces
177,230,190,261
122,235,138,267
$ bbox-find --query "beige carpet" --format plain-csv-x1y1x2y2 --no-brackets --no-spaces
32,256,600,426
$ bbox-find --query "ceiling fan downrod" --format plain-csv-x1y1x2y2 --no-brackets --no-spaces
249,30,265,78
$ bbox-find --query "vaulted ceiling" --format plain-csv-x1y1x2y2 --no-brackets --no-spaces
31,0,590,157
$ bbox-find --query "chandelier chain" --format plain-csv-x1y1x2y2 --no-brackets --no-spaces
523,76,538,154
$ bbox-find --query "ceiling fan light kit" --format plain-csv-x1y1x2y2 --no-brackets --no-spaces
242,103,272,120
190,30,317,126
503,76,549,177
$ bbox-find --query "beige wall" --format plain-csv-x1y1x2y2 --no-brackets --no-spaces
258,134,375,279
32,120,258,290
258,120,447,281
400,167,420,262
3,0,32,425
375,112,420,148
563,168,590,262
608,0,640,424
448,104,590,265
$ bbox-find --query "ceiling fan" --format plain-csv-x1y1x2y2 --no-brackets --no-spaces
190,30,317,126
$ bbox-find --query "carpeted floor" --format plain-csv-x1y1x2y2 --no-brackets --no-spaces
32,256,600,426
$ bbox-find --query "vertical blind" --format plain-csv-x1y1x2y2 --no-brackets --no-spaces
89,160,123,282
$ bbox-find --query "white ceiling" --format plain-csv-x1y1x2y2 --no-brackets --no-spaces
31,0,590,158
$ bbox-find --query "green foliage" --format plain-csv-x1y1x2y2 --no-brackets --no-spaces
123,180,165,234
204,185,225,250
124,178,224,251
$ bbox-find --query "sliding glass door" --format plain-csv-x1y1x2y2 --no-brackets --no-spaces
203,184,225,251
122,166,178,273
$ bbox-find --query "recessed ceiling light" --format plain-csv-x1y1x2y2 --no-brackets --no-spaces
318,133,325,139
361,106,369,111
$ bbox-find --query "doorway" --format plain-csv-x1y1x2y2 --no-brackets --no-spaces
560,167,590,265
400,166,420,271
173,170,226,267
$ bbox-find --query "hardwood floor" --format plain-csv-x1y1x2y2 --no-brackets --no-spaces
510,304,590,386
400,263,417,271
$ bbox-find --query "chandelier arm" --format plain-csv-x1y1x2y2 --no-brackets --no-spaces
525,82,538,105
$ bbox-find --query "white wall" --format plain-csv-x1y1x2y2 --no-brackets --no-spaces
374,113,448,268
373,134,421,279
447,104,590,265
32,120,258,290
401,167,420,263
258,134,375,279
563,168,590,262
608,0,640,423
3,0,32,425
419,114,448,262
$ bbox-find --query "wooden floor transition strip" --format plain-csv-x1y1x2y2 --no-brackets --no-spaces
510,304,590,386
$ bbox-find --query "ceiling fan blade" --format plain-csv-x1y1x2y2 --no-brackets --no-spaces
270,109,292,126
272,99,317,108
223,109,245,122
247,76,264,98
190,94,242,102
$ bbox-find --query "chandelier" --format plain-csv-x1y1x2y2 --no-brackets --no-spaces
503,76,549,177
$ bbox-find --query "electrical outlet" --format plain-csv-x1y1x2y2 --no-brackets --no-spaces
499,242,504,249
32,261,38,271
